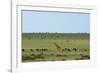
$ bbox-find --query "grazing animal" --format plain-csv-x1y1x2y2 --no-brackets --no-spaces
22,49,25,51
54,42,61,49
65,48,68,51
30,49,33,51
43,49,48,51
67,49,71,52
36,48,48,51
73,48,77,52
36,49,39,51
64,48,71,52
53,42,62,54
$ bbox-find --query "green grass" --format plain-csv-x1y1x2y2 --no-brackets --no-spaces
22,33,90,62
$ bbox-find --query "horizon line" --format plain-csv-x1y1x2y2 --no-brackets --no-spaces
22,32,90,34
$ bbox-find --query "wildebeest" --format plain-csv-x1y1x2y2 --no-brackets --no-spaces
22,49,25,51
43,49,47,51
36,48,39,51
30,49,33,51
63,48,71,52
73,48,77,52
36,48,48,51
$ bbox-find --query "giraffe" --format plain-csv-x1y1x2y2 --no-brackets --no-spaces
53,42,62,54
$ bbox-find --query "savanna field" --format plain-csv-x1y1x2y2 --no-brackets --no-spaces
22,33,90,62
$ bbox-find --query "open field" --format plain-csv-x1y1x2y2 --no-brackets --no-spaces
22,33,90,62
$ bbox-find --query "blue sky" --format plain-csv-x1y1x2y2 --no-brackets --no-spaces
22,10,90,33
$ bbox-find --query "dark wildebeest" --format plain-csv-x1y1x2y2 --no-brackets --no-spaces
73,48,77,52
64,48,71,52
36,48,48,51
30,49,33,51
36,49,39,51
22,49,25,51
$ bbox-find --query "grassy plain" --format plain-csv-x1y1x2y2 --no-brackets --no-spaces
22,33,90,62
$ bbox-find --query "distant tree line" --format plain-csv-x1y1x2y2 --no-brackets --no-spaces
22,32,90,39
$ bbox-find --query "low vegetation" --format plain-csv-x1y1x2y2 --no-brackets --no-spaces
22,33,90,62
